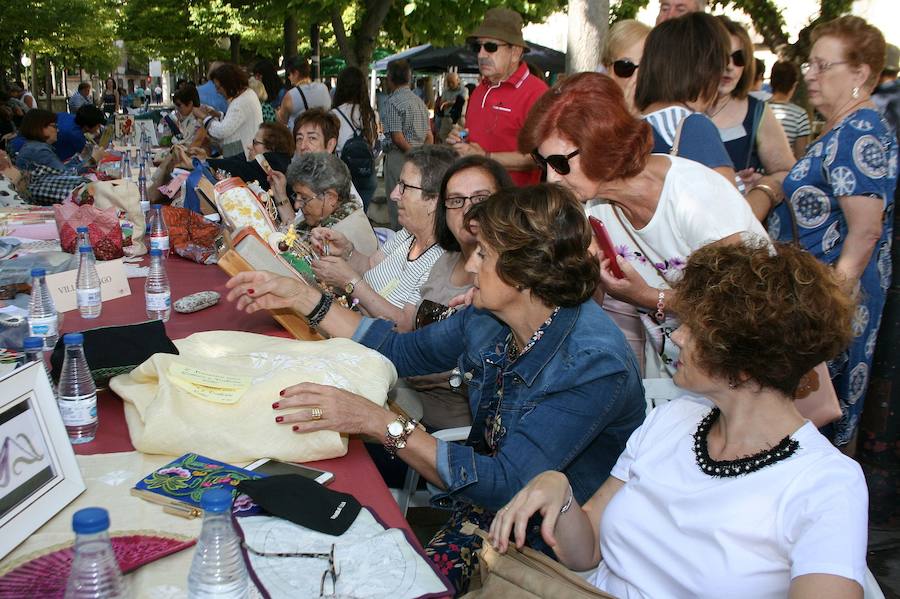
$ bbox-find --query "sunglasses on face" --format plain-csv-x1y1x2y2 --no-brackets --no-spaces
612,59,639,79
729,50,746,68
530,149,581,175
469,41,510,54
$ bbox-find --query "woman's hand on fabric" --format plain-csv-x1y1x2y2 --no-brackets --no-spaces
310,227,351,257
311,256,357,288
489,471,571,553
273,382,384,436
599,255,655,309
447,287,475,308
225,270,309,313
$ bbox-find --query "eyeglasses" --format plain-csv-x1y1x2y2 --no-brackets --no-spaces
800,59,849,75
251,139,266,147
289,189,325,208
242,543,338,597
729,50,746,68
469,41,510,54
397,180,424,195
444,193,491,209
612,59,639,79
530,149,580,175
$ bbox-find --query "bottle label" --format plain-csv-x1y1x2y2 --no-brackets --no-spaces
77,288,102,306
150,235,170,251
146,291,171,310
29,315,58,338
57,393,98,426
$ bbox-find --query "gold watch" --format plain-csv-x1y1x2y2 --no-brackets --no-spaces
344,276,361,295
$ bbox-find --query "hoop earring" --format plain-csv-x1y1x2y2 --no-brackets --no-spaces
852,86,860,99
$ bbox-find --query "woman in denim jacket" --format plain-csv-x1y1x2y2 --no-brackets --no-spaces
227,183,645,593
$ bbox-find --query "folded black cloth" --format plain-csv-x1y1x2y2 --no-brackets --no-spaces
237,474,362,536
207,151,291,191
50,320,178,386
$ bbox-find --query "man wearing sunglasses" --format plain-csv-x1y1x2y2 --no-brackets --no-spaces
447,7,547,186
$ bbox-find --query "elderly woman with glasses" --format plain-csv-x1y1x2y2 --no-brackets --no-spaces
767,16,897,448
226,183,645,594
521,72,768,376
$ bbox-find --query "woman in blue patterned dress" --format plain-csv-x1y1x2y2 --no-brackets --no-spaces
769,16,897,447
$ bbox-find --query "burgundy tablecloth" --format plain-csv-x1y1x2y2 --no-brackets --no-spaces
62,254,413,534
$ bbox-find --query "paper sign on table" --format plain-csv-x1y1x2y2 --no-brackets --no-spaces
167,364,251,404
45,258,130,312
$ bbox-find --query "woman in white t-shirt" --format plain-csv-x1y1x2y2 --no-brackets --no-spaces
331,66,380,209
520,71,767,376
490,240,868,599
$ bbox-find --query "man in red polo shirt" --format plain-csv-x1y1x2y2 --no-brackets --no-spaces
447,8,548,186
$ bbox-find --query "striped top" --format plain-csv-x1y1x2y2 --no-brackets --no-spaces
364,228,444,308
769,101,811,144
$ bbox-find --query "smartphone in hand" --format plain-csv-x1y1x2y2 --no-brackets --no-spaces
588,216,624,279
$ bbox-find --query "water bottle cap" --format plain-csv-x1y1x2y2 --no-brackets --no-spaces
76,226,89,233
200,488,233,513
79,246,93,253
150,248,162,257
153,204,162,210
30,268,46,277
63,332,84,345
23,336,44,350
72,507,110,534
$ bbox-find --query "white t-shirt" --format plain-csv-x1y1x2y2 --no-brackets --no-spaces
364,228,443,308
333,103,367,155
286,82,332,131
586,155,769,289
589,398,869,598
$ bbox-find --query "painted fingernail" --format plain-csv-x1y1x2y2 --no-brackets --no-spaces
292,425,300,432
275,416,284,423
272,402,280,409
247,288,255,295
279,389,285,396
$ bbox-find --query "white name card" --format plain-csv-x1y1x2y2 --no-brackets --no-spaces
45,258,131,313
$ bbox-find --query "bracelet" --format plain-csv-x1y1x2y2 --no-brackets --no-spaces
560,485,574,514
655,290,665,322
749,183,779,208
306,292,334,327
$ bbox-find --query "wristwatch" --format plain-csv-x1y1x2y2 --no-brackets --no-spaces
384,414,417,457
344,276,361,295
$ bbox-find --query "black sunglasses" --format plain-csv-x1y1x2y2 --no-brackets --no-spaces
469,41,510,54
612,59,639,79
730,50,746,68
531,149,580,175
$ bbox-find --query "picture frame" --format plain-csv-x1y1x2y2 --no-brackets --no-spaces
0,362,85,560
133,119,158,146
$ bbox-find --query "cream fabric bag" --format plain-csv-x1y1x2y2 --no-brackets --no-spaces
88,179,147,256
109,331,397,462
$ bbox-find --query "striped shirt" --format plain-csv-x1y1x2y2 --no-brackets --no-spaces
382,88,430,151
769,101,811,144
364,229,443,308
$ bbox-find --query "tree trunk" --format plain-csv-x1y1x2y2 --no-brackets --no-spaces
310,22,320,80
332,0,393,69
566,0,608,74
44,56,52,109
284,14,298,61
230,34,241,64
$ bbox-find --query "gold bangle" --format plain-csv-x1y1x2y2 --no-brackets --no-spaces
750,183,779,208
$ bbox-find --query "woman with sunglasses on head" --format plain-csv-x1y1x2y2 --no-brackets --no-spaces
768,16,896,449
491,240,868,599
521,72,768,376
600,19,650,115
226,184,645,594
708,17,795,218
301,145,457,333
635,12,736,186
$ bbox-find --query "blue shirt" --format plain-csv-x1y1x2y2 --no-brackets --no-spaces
197,81,228,115
15,140,66,171
645,107,733,170
54,112,86,162
354,301,645,510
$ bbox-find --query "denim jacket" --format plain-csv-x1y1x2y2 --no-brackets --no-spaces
355,300,645,511
15,141,66,172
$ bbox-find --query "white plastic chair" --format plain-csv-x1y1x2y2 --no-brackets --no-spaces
392,426,471,517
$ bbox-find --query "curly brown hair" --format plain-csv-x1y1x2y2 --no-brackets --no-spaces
671,240,854,396
465,183,600,308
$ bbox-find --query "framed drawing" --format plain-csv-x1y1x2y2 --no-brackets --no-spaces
0,362,85,560
133,119,158,146
114,114,135,143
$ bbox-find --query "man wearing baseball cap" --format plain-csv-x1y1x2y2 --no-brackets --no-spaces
447,7,548,186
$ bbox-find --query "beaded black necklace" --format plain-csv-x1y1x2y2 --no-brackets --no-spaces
693,407,800,478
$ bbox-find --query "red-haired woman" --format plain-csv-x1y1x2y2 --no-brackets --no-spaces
519,72,769,375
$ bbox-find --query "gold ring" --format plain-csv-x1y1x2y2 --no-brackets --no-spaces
310,407,324,421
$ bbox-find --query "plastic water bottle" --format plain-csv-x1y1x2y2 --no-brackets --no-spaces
64,507,129,599
76,246,102,319
145,249,171,322
138,160,150,215
148,205,169,257
22,335,53,387
28,268,59,350
57,333,98,444
121,152,132,182
76,226,92,252
187,489,249,599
